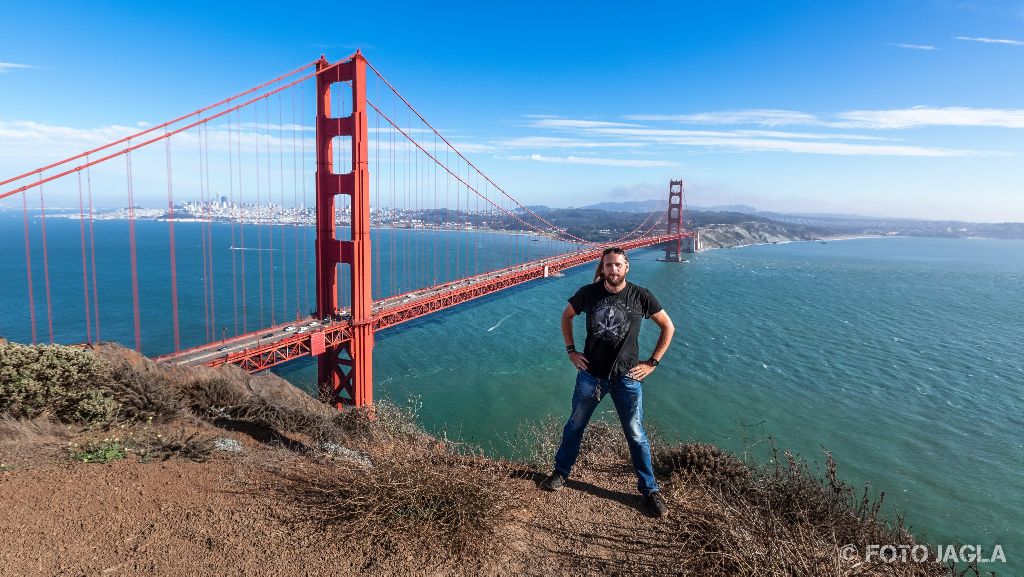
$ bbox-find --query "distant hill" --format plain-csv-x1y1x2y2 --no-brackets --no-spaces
579,199,664,213
754,211,1024,240
579,199,1024,240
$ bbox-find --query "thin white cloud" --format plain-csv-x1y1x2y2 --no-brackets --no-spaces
507,154,681,167
627,106,1024,130
626,110,821,127
0,120,139,145
629,135,990,157
0,62,37,73
527,117,1010,157
886,42,937,50
525,118,644,129
835,106,1024,128
444,142,495,154
497,136,646,149
732,129,895,141
955,35,1024,46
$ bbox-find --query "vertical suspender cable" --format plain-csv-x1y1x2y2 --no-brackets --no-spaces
455,155,460,280
390,96,396,297
265,98,275,325
444,145,449,285
374,90,380,299
301,85,309,317
21,191,37,343
291,89,300,320
37,177,53,343
236,110,248,333
279,94,288,324
433,132,438,286
86,161,100,340
77,173,92,343
126,150,142,352
198,125,211,343
228,114,239,336
203,123,216,341
255,103,265,328
166,132,180,351
404,106,410,292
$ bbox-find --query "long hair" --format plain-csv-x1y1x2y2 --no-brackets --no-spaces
593,247,628,283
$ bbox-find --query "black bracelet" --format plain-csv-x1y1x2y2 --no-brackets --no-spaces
566,345,576,353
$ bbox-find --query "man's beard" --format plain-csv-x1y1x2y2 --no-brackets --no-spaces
604,273,626,287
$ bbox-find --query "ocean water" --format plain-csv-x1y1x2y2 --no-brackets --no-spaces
1,214,1021,571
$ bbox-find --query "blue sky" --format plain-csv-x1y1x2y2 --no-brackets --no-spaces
2,0,1023,221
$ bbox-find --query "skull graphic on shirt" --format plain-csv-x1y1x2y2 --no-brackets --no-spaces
592,301,628,341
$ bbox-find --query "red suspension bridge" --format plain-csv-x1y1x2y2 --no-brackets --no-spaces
0,51,694,408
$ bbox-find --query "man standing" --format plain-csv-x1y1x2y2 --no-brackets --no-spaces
540,247,675,518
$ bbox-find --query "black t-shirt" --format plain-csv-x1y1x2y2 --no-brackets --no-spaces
568,281,663,379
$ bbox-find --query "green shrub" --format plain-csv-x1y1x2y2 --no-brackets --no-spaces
0,343,119,424
69,438,126,463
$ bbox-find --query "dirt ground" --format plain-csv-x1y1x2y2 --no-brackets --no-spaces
0,424,684,577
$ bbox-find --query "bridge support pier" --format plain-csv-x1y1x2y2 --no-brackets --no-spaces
315,52,373,408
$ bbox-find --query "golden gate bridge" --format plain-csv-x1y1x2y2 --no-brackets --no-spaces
0,51,694,409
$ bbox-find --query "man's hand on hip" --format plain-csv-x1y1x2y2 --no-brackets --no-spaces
627,362,656,381
568,351,589,371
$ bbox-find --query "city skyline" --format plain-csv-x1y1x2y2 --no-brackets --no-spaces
2,1,1023,222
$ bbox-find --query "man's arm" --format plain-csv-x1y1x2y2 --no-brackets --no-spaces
562,303,589,371
627,310,674,380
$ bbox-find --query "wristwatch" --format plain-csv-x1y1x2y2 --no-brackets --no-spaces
647,358,660,367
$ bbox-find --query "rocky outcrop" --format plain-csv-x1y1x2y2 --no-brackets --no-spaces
698,222,820,250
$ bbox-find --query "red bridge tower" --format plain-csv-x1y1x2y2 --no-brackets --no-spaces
315,53,373,408
661,179,686,262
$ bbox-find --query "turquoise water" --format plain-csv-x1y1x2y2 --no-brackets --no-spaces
2,214,1021,571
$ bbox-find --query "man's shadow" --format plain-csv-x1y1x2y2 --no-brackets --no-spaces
515,469,652,514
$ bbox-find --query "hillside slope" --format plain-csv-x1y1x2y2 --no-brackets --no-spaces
0,341,949,576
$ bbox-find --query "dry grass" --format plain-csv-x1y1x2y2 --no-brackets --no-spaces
104,366,186,423
139,428,215,463
173,375,525,564
655,441,753,489
185,377,249,417
656,444,949,576
236,396,524,565
0,415,66,444
527,419,951,577
274,450,520,561
0,415,68,466
514,412,642,471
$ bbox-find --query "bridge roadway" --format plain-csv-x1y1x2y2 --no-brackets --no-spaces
158,234,685,372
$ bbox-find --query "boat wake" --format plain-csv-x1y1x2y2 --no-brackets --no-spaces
487,313,513,332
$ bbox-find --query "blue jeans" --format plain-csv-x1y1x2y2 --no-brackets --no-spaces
553,370,659,495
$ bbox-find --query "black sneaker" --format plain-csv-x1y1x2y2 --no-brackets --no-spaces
540,471,566,492
644,492,668,517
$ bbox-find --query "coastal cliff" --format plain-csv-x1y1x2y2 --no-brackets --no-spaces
697,221,822,250
0,341,948,576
